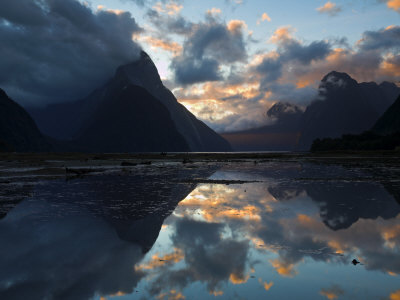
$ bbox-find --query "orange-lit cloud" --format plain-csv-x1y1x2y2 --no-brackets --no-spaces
211,290,224,296
386,0,400,12
203,205,262,222
262,281,274,291
140,36,182,55
316,2,342,16
136,248,184,270
390,290,400,300
100,291,126,300
270,259,298,277
157,290,185,300
179,184,264,222
269,26,294,44
381,59,400,77
257,12,272,24
227,20,248,34
261,13,272,22
382,224,400,249
153,1,183,15
207,8,222,15
229,273,250,284
320,286,344,299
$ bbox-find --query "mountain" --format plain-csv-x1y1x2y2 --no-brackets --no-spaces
298,71,399,150
222,102,303,151
266,102,303,123
311,94,400,152
372,94,400,135
75,85,189,152
28,52,231,152
223,72,399,151
0,89,51,152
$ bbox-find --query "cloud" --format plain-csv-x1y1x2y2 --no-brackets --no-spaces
390,290,400,300
224,0,245,8
153,1,183,15
172,57,222,84
269,26,294,44
316,2,342,16
168,24,400,132
139,36,182,55
146,8,193,35
357,25,400,51
253,26,331,104
320,285,345,299
0,0,142,105
207,8,222,16
145,218,250,296
261,12,272,22
262,281,274,291
384,0,400,13
257,12,272,24
171,15,249,84
125,0,184,9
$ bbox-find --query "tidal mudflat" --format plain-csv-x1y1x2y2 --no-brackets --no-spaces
0,153,399,300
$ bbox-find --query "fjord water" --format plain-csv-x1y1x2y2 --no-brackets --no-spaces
1,161,399,300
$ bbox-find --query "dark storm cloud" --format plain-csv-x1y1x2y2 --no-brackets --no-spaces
146,8,193,35
358,25,400,51
281,40,332,64
0,0,48,26
0,0,142,105
171,16,248,84
256,58,283,83
256,38,332,84
253,34,331,100
172,57,222,84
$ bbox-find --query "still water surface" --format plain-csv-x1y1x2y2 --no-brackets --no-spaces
1,161,399,299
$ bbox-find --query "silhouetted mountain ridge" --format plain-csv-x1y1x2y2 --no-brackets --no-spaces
223,71,399,151
372,94,400,135
311,94,400,151
28,51,231,152
75,84,190,152
298,71,398,149
0,89,51,152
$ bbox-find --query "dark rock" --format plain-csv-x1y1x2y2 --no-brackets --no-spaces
0,88,51,152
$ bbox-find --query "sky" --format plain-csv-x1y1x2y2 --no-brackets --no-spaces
0,0,399,132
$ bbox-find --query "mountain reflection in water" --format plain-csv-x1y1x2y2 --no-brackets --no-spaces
0,161,400,300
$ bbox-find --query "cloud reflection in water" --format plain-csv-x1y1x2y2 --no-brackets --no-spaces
138,163,400,299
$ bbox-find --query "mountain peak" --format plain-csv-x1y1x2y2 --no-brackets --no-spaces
319,71,358,92
322,71,355,83
115,51,162,89
267,102,303,119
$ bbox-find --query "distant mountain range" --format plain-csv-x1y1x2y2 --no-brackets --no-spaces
223,71,400,151
3,52,231,153
222,102,303,151
2,63,399,153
